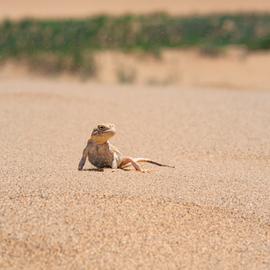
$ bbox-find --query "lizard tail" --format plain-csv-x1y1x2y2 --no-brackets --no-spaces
133,158,175,168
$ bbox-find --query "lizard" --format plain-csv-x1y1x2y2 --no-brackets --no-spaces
78,123,174,172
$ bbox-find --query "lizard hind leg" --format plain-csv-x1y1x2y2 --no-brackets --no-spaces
119,157,144,172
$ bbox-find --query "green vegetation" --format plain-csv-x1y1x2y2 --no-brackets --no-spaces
1,13,270,75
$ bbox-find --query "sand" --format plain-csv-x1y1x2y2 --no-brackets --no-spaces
2,49,270,90
94,49,270,90
1,0,270,20
0,79,269,269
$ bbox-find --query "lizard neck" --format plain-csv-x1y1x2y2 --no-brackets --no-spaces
89,137,109,145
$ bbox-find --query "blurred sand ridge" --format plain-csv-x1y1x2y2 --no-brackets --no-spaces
1,48,270,90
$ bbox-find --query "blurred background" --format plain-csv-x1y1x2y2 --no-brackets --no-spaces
1,0,270,89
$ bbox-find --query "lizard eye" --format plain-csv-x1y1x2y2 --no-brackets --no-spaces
98,125,106,130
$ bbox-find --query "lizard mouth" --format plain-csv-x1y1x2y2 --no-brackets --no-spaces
98,129,115,135
101,130,112,134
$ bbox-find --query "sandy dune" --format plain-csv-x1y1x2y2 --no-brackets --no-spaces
95,49,270,90
2,49,270,90
0,80,269,269
1,0,270,20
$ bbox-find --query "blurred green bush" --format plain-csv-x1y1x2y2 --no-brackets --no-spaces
1,13,270,75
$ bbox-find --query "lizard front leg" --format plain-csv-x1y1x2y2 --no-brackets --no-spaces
78,145,89,170
110,153,119,172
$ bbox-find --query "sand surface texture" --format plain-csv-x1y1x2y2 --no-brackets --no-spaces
0,80,270,269
1,0,270,20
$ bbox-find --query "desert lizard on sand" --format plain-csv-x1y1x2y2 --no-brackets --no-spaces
78,123,174,172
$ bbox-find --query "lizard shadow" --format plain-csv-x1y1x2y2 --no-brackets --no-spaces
82,168,105,172
81,168,132,172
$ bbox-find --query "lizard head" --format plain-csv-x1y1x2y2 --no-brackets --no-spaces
90,123,116,144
